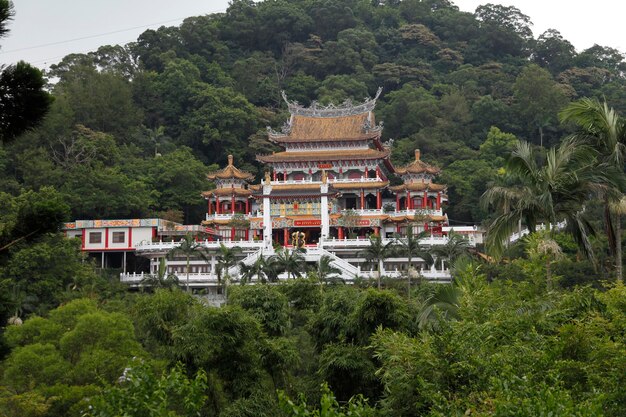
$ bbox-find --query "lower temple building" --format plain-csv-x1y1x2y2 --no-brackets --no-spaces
64,91,483,292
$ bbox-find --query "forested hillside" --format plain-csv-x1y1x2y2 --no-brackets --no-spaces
4,0,626,224
2,1,626,416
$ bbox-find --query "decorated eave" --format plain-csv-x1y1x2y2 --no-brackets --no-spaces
201,188,252,198
332,180,389,190
267,88,384,143
207,155,254,181
394,149,440,176
388,182,446,193
256,148,390,163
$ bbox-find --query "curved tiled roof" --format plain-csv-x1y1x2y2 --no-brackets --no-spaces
257,148,390,163
201,188,252,198
332,181,389,190
395,149,440,176
388,182,446,192
207,155,254,181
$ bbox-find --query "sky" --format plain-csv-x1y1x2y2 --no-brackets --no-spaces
0,0,624,69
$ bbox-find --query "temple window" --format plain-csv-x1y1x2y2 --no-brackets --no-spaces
112,231,125,243
89,232,102,244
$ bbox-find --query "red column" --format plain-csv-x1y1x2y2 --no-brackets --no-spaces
396,194,400,211
424,191,428,209
208,198,212,216
273,170,277,181
105,228,109,249
215,196,220,214
406,191,411,209
364,168,368,178
376,190,381,210
360,190,365,209
284,171,288,181
245,229,249,241
284,228,289,246
437,192,441,210
245,198,249,214
128,227,133,248
231,195,235,214
338,227,344,239
231,227,235,241
396,224,401,233
376,166,381,179
81,229,86,249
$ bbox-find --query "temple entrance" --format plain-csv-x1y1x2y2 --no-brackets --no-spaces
273,228,322,246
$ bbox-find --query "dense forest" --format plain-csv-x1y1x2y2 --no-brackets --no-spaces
1,0,626,416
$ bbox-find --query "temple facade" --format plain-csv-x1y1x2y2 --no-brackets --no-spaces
113,92,483,291
203,89,449,247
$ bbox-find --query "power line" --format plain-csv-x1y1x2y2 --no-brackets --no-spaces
0,8,227,55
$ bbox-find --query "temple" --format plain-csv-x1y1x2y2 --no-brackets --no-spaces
66,91,483,293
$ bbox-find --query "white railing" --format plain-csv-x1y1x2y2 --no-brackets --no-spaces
508,221,567,243
120,271,220,284
205,213,250,221
355,208,383,215
134,239,264,252
270,176,383,186
390,209,443,217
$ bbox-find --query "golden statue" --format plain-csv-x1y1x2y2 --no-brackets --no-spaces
321,169,328,184
264,170,271,184
291,231,306,248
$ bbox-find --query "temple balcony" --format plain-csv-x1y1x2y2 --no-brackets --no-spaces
205,212,251,222
389,208,444,217
133,239,264,253
269,176,383,186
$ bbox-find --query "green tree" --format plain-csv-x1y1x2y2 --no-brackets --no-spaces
269,248,306,280
482,138,615,258
560,98,626,281
140,258,180,291
395,227,432,298
360,236,396,289
216,243,242,297
513,64,568,147
86,362,208,417
167,234,209,293
229,285,290,336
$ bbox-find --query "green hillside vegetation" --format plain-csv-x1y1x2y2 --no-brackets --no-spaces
1,0,626,415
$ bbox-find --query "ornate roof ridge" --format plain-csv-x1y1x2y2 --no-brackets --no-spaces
281,87,383,118
207,154,254,181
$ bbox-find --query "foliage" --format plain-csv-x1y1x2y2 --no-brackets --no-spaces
86,361,208,417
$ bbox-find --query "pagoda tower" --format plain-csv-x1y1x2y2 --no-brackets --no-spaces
389,149,447,234
202,155,253,241
251,89,392,246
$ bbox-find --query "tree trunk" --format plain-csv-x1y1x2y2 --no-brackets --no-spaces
378,260,382,290
616,212,623,282
407,255,412,300
186,256,190,293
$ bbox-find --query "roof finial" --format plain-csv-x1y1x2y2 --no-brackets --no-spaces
415,149,421,161
227,154,233,166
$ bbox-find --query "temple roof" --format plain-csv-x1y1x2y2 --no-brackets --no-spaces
257,148,390,163
201,188,252,198
332,180,389,190
389,182,446,193
394,149,440,176
207,155,254,181
268,89,383,143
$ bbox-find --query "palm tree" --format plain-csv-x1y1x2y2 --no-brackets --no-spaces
524,231,563,290
239,254,267,284
360,235,396,290
269,247,306,280
429,231,471,271
481,138,616,260
167,234,209,293
417,284,461,331
315,255,343,286
216,244,242,298
140,258,179,291
395,226,433,298
561,99,626,281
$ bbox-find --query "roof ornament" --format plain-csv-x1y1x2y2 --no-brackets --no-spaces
280,87,384,117
227,154,233,166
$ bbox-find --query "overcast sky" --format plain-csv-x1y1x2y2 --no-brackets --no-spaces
1,0,623,68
